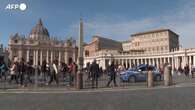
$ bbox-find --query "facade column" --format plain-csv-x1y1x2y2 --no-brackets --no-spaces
51,51,53,63
26,50,30,62
40,50,43,65
18,50,22,60
58,51,61,66
46,50,49,63
36,50,38,65
33,50,36,66
73,49,76,62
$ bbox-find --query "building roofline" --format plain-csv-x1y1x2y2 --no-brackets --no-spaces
131,29,179,37
92,35,122,43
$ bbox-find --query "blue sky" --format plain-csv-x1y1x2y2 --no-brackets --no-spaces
0,0,195,48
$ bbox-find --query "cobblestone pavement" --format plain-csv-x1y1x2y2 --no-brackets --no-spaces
0,85,195,110
1,73,195,110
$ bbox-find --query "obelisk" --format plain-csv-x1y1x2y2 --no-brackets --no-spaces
76,18,84,89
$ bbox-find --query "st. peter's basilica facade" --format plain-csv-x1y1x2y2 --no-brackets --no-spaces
8,19,77,66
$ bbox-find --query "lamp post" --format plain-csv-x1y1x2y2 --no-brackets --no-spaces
76,18,84,89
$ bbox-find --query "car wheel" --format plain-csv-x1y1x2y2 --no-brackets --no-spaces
128,76,136,83
155,75,161,81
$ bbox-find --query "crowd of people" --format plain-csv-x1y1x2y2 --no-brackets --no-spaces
0,57,193,88
0,57,78,87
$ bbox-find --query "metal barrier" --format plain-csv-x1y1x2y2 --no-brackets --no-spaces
1,69,195,90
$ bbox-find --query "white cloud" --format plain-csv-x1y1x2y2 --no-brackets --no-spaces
67,1,195,48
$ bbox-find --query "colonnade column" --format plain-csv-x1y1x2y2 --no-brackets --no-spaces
64,51,68,64
149,58,151,65
125,59,128,68
152,58,155,65
193,55,195,66
156,58,159,68
175,57,177,69
129,59,132,68
189,56,192,75
163,58,166,64
141,58,143,64
160,58,162,66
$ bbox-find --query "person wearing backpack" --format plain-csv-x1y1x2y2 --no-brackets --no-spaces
0,60,9,81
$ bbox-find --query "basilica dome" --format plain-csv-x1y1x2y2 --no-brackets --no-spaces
29,19,50,40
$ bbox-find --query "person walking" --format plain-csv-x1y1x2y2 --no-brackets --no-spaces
0,60,8,81
60,62,67,82
41,60,47,84
9,62,18,84
48,60,59,86
18,58,26,87
67,58,77,86
184,64,190,77
86,62,91,80
90,60,99,88
25,62,33,85
106,61,117,87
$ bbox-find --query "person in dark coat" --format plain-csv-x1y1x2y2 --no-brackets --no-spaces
90,60,99,88
41,60,47,83
106,61,117,87
18,58,26,87
184,64,190,77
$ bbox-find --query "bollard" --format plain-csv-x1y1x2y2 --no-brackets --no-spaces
147,70,154,87
76,70,83,89
34,66,38,89
164,65,172,86
192,72,195,78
